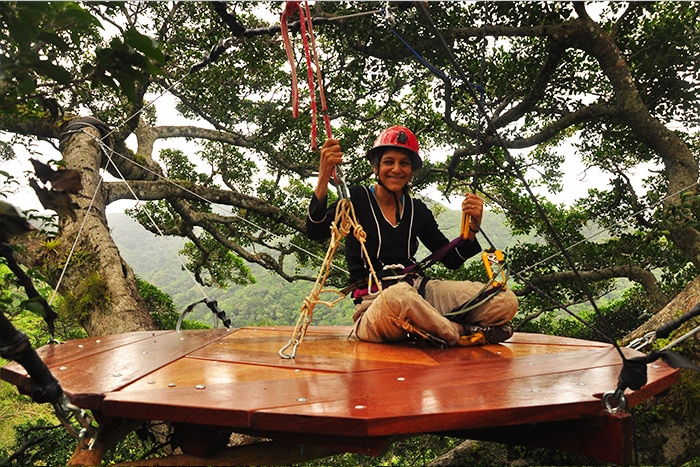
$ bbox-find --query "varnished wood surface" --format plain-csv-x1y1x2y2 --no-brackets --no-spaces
1,326,679,461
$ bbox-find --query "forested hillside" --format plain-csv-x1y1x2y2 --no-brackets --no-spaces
109,202,516,328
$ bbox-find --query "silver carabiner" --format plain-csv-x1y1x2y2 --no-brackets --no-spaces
628,331,656,351
53,394,97,450
279,337,300,359
333,165,350,200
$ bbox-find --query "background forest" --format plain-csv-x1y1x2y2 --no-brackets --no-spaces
2,1,700,465
110,204,522,328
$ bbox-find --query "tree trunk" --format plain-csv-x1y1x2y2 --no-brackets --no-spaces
17,125,157,336
625,275,700,345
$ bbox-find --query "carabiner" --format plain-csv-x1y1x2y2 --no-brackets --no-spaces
279,337,301,359
332,165,350,200
603,389,627,414
482,248,507,288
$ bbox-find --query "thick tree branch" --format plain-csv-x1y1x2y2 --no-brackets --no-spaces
520,264,667,311
103,180,307,233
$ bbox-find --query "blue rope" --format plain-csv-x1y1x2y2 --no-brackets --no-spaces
381,9,485,103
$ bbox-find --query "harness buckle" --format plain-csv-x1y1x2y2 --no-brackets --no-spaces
380,263,408,282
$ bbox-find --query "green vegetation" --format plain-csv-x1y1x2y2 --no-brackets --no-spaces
0,263,202,464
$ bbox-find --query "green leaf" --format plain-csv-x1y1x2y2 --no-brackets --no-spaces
124,28,165,65
32,59,73,84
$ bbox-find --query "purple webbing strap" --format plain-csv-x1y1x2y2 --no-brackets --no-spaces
402,236,465,274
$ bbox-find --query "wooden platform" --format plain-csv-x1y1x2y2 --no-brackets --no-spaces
1,326,680,465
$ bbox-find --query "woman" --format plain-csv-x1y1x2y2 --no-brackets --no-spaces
307,126,518,346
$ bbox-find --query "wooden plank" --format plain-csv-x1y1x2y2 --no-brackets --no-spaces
249,364,627,437
117,356,331,392
188,329,499,372
51,329,231,409
37,331,177,366
101,345,644,434
0,331,173,393
188,328,605,373
504,332,610,347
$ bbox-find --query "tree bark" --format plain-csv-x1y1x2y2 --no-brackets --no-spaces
19,125,157,335
625,275,700,345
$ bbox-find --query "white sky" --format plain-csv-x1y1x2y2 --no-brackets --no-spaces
2,115,645,216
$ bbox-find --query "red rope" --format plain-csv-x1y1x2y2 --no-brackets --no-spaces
280,1,333,152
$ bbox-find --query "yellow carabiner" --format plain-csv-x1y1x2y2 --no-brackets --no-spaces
481,248,507,289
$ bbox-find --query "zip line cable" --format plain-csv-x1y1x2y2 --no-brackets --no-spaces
517,179,699,277
100,144,210,300
47,176,103,308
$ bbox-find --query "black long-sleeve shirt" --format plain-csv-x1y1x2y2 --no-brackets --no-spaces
307,185,481,285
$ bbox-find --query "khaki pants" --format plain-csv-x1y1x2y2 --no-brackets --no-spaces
352,277,518,346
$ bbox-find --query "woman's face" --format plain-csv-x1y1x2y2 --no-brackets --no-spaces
375,149,413,193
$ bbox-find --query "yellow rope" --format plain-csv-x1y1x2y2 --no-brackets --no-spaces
279,198,388,358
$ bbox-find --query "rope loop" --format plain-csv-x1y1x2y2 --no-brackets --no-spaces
281,187,391,357
336,199,354,236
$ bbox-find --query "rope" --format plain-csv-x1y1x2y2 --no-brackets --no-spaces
281,1,332,151
280,197,407,358
100,142,210,300
281,1,350,197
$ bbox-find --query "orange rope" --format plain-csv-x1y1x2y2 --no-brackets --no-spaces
280,198,388,358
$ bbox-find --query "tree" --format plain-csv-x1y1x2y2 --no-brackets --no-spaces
2,1,698,329
1,1,699,462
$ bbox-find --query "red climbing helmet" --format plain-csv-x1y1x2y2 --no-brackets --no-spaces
366,126,422,170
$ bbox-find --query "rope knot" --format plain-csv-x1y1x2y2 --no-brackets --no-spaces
353,223,366,242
